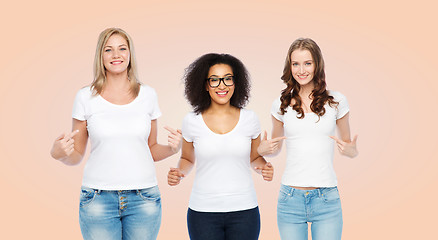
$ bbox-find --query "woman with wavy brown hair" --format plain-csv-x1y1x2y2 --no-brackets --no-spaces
257,38,358,240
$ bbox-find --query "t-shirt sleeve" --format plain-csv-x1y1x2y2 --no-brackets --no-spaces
270,97,284,122
333,91,350,119
150,88,162,120
72,89,86,121
248,110,261,139
181,113,194,142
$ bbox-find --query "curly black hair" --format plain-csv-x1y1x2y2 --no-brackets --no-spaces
184,53,250,114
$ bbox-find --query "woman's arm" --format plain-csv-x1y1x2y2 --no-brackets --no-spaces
168,139,195,186
148,119,182,162
50,119,88,166
330,113,358,158
257,116,286,157
251,135,274,181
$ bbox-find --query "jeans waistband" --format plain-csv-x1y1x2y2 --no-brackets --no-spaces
280,184,337,197
81,186,157,194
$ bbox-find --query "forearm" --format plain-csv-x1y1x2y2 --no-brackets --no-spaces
150,143,176,162
177,157,194,176
251,156,267,175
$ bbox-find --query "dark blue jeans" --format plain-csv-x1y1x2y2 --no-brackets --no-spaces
187,207,260,240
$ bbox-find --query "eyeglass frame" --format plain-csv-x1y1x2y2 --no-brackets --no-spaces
206,76,235,88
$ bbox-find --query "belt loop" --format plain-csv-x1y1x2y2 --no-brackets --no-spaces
290,186,295,197
96,189,101,194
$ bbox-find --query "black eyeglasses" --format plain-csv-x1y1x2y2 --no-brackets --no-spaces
207,76,235,88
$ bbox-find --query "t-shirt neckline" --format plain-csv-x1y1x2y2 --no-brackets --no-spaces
200,109,242,136
97,86,142,107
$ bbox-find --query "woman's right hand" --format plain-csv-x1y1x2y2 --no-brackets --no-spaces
167,167,185,186
50,130,79,160
257,131,286,156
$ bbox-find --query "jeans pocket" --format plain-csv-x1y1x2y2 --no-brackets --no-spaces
322,187,340,203
79,187,97,208
278,188,290,203
138,186,161,202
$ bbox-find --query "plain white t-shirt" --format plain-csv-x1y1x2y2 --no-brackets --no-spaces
182,109,261,212
72,84,161,190
271,90,349,187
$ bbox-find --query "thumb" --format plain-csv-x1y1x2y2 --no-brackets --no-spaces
266,162,272,168
352,135,358,144
330,135,341,143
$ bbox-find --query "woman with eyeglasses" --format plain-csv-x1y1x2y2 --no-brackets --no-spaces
257,38,358,240
167,53,273,240
50,28,182,240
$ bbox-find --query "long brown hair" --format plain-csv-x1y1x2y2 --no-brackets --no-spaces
91,28,140,97
280,38,337,119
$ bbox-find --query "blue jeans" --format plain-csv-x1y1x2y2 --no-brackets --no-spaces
277,184,343,240
79,185,162,240
187,207,260,240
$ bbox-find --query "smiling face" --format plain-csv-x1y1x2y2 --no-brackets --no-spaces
206,64,235,107
290,49,315,87
102,34,130,75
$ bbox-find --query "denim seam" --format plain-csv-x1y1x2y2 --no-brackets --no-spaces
79,190,97,208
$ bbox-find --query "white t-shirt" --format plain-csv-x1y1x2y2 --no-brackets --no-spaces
182,109,261,212
72,84,161,190
271,90,349,187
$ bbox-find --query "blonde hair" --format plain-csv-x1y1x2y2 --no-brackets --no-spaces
91,28,140,97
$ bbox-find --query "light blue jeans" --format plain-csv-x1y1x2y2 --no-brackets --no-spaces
277,184,343,240
79,185,162,240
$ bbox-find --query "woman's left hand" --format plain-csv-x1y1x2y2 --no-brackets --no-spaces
330,135,358,158
164,126,182,154
255,162,274,181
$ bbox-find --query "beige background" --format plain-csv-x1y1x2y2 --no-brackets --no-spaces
1,0,437,239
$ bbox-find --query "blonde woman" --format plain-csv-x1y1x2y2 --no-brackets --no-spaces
50,28,182,240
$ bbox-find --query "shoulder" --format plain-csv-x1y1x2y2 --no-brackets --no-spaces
241,108,258,120
271,96,283,114
74,86,93,101
77,85,93,96
139,84,157,96
182,112,201,133
328,90,347,101
183,111,199,123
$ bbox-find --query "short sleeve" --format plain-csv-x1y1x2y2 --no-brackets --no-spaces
149,88,162,120
181,113,194,142
247,110,261,139
72,89,86,121
332,91,350,120
270,97,284,122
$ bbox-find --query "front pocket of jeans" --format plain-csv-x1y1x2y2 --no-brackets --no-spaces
79,188,96,208
139,187,161,202
278,189,290,203
323,188,340,202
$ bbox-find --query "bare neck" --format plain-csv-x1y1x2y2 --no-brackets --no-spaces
298,83,315,100
104,71,130,92
205,102,237,116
